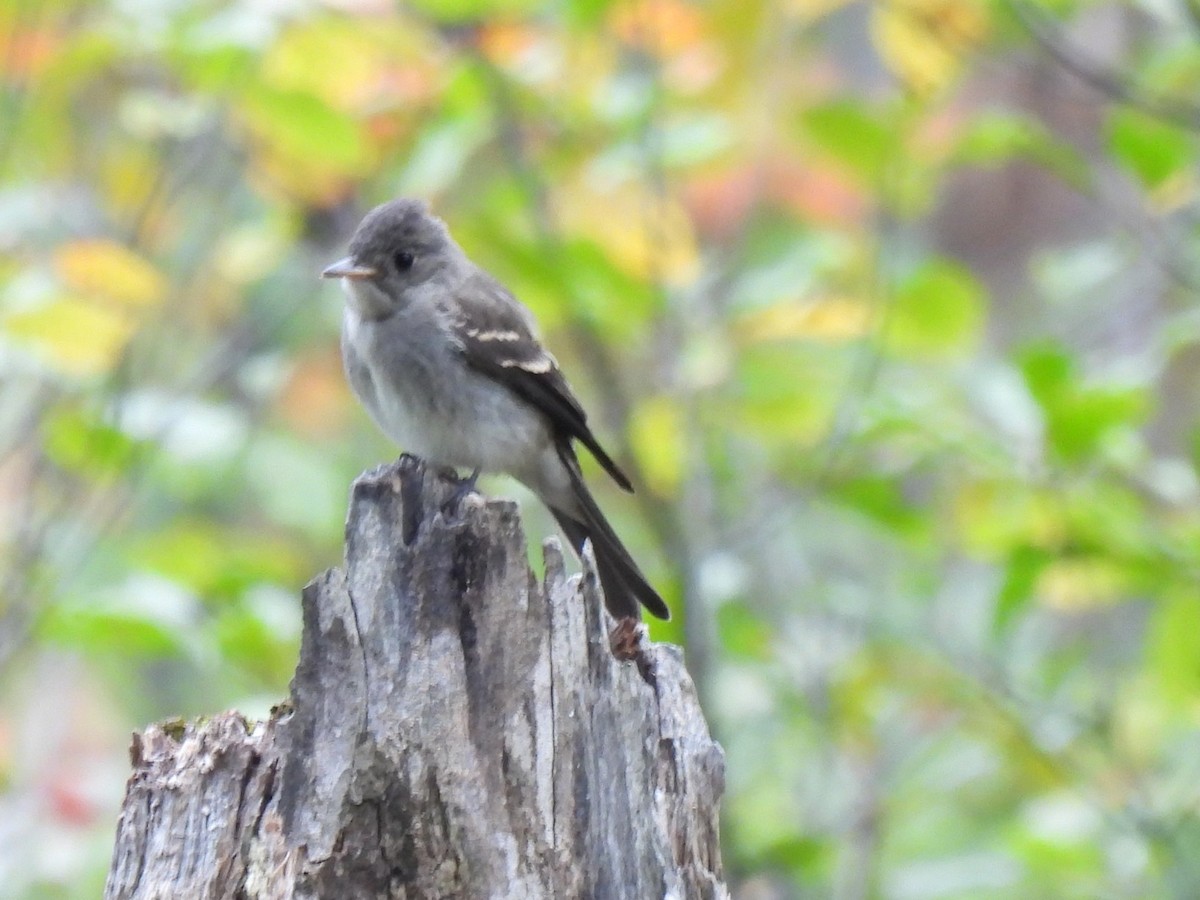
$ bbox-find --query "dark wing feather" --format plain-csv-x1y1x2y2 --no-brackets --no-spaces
444,273,633,492
552,443,670,620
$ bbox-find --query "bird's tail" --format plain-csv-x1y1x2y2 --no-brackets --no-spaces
551,442,671,621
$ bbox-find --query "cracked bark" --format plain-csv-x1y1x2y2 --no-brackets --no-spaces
104,457,728,900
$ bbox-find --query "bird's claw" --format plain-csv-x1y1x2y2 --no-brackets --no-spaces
609,616,644,660
609,617,656,684
440,466,482,516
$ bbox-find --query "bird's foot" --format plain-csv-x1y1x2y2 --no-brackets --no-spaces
440,466,482,516
609,617,656,684
609,616,645,661
396,452,426,468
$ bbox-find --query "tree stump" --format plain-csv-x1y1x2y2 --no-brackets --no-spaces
105,457,728,899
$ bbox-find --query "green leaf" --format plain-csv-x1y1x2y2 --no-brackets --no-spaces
716,602,771,660
1048,387,1147,462
238,87,368,171
563,0,618,26
830,474,928,540
213,589,299,682
994,545,1050,630
1018,342,1150,462
753,834,832,874
560,237,661,336
1107,109,1194,190
887,259,984,357
174,45,257,93
128,521,304,600
42,607,186,656
733,345,844,445
40,575,199,658
1188,423,1200,478
1147,592,1200,708
1018,342,1074,407
44,405,142,478
953,112,1089,189
801,100,896,183
629,394,685,496
406,0,541,22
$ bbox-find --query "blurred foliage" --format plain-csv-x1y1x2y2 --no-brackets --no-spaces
3,0,1200,896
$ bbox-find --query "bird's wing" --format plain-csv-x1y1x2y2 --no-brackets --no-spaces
443,273,634,492
552,442,670,620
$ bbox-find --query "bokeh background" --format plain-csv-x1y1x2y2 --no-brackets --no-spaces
4,0,1200,896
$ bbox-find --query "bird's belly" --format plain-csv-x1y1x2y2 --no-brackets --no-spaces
382,373,547,472
343,317,548,474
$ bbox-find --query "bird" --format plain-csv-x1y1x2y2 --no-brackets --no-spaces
321,198,670,623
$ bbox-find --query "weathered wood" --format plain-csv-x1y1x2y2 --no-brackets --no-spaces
105,457,727,899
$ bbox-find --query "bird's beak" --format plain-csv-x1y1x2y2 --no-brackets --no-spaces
321,258,377,281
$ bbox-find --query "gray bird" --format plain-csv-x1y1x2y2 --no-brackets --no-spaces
322,198,670,622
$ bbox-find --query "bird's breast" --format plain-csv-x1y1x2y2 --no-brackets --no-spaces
341,307,549,475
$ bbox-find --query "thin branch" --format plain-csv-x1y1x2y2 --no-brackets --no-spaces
1007,0,1200,130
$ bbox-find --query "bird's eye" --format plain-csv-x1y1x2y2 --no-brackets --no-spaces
394,250,415,272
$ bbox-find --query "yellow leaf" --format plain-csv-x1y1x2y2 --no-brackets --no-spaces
1112,677,1176,764
629,395,685,496
262,18,441,112
734,297,875,345
247,148,357,207
954,481,1065,557
5,298,136,376
556,183,699,285
99,146,167,226
870,0,989,95
1148,168,1198,214
213,224,289,285
1037,558,1128,611
55,240,165,310
787,0,856,23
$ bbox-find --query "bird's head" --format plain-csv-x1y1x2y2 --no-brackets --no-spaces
322,198,457,320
